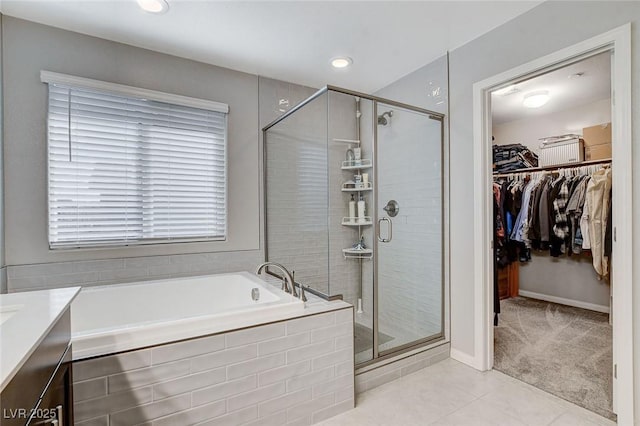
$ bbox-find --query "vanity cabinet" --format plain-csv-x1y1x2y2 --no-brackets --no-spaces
30,349,73,425
0,309,73,426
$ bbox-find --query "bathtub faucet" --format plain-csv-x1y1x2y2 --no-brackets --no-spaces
255,262,299,298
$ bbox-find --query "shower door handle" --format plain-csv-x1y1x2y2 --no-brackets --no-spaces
377,217,392,243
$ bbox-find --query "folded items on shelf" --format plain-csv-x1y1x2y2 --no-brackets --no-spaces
493,143,538,172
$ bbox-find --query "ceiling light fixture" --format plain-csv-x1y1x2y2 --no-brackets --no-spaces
523,90,550,108
331,57,353,69
137,0,169,14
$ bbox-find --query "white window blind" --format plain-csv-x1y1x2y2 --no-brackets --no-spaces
46,82,227,249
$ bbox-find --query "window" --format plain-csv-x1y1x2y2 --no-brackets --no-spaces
44,72,228,249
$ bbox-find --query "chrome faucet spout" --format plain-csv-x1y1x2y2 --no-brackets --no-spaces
255,262,299,298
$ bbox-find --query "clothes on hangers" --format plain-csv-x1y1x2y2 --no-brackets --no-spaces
566,175,590,255
492,163,612,278
586,168,612,278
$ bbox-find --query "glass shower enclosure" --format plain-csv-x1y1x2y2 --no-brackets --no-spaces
263,86,444,366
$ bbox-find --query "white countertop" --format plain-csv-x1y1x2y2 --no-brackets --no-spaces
0,287,80,393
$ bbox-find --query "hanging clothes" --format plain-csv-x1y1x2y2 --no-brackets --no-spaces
493,184,502,325
492,162,612,278
566,175,590,255
586,168,612,278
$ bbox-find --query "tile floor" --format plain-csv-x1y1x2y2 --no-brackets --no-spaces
319,358,616,426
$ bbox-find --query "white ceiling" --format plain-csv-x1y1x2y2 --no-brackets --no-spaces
0,1,541,93
491,51,611,125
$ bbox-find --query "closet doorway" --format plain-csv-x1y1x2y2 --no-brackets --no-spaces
491,52,614,420
471,25,632,425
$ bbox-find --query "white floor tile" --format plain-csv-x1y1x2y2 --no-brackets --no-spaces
430,399,527,426
478,375,567,426
549,411,616,426
317,358,617,426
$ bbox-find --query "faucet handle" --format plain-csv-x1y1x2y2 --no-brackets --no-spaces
291,270,298,298
300,284,308,303
281,277,290,293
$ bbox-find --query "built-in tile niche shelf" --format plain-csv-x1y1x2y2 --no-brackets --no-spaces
341,217,373,226
341,181,373,192
341,159,372,170
342,248,373,259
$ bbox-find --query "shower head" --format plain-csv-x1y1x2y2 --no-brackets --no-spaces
377,110,393,126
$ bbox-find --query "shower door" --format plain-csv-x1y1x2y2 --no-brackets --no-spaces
375,102,444,355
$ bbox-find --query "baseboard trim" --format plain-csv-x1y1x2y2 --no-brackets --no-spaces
518,290,610,313
450,348,484,370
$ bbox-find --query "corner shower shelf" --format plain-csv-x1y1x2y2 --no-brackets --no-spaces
332,138,360,145
341,159,372,170
341,217,373,226
341,181,373,192
342,248,373,259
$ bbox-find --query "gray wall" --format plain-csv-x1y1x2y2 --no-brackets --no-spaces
492,98,612,155
1,18,313,292
519,253,610,309
445,0,640,411
4,16,258,265
375,55,449,116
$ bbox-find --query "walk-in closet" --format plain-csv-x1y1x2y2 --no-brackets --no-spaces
490,52,614,421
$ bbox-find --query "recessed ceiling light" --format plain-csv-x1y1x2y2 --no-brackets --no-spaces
523,90,550,108
137,0,169,14
331,57,353,69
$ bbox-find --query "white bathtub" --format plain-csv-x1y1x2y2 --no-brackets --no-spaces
71,271,305,360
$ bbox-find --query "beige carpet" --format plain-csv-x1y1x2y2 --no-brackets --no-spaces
494,297,614,421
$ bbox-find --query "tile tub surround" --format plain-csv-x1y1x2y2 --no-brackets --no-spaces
73,308,355,425
6,251,261,293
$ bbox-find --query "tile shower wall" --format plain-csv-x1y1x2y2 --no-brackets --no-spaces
73,309,355,426
327,92,372,305
265,89,372,305
375,109,443,346
265,92,331,295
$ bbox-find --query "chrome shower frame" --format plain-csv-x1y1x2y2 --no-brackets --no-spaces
262,85,447,366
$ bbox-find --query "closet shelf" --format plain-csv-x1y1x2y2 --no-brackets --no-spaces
341,159,372,170
342,248,373,259
341,181,373,192
341,217,373,226
493,158,611,177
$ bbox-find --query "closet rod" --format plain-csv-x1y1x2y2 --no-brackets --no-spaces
493,158,611,178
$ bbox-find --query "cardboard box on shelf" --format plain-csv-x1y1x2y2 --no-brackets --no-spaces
585,143,612,161
582,123,611,147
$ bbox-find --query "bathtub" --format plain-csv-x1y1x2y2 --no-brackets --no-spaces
71,271,305,360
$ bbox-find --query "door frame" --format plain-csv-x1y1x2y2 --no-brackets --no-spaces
471,24,632,422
